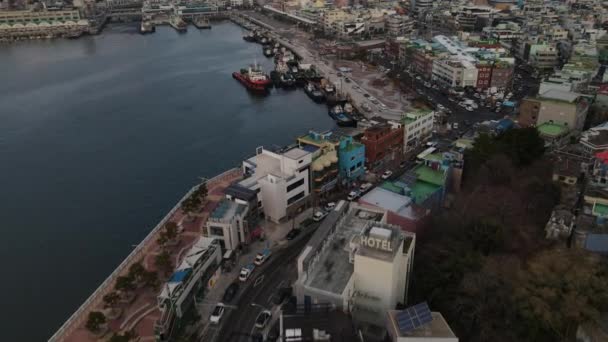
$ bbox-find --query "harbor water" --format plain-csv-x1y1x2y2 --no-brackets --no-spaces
0,22,333,341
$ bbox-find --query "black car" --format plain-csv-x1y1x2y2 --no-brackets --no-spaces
222,282,239,303
344,77,351,83
399,161,407,168
251,332,264,342
286,229,301,240
273,287,293,305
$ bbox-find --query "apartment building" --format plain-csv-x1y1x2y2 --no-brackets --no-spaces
402,109,434,152
519,89,591,133
240,146,312,223
361,122,404,168
432,57,479,88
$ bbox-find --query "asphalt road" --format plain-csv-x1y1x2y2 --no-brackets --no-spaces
206,224,319,342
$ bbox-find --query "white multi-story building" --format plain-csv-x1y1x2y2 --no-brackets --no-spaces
386,14,414,37
431,35,479,88
240,146,312,223
295,201,416,339
432,57,479,88
411,0,434,17
205,199,250,251
155,237,222,341
402,109,435,152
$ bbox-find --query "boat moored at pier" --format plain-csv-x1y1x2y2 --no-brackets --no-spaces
232,63,272,91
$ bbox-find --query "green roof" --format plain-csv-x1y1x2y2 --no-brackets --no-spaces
453,138,474,149
423,153,443,162
380,181,404,194
537,122,569,137
411,181,440,203
401,109,433,125
414,165,445,186
593,203,608,217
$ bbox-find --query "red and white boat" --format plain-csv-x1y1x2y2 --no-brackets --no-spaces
232,63,272,91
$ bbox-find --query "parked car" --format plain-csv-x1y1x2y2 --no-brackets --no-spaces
347,190,360,201
286,228,301,240
222,283,239,303
313,210,328,222
368,96,377,101
254,249,272,266
359,182,373,193
255,310,272,329
209,303,225,324
399,161,407,168
344,77,351,83
239,264,255,282
381,170,393,180
324,202,336,211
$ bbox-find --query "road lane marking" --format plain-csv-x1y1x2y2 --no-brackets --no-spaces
254,275,265,288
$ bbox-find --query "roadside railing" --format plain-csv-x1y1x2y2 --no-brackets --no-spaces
48,168,241,341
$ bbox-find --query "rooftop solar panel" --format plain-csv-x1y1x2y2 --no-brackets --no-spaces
396,301,433,334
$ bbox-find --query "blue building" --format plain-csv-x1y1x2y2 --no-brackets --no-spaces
338,136,365,183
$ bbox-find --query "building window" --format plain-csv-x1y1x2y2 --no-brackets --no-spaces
287,178,305,192
209,226,224,236
287,191,305,205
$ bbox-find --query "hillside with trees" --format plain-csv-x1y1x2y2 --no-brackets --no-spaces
410,128,608,341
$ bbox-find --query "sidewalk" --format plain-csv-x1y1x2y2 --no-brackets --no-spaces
196,208,314,334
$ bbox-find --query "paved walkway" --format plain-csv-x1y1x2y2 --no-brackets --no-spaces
60,169,241,342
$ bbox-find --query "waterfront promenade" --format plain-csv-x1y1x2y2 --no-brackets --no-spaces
50,168,242,342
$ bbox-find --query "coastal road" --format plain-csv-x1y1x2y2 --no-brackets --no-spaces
204,224,319,342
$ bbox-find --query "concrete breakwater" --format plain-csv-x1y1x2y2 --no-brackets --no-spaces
49,168,241,341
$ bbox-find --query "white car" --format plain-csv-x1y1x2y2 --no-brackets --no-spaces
437,104,445,110
368,96,377,101
313,210,328,222
239,264,255,282
359,182,373,193
254,249,271,266
379,104,388,110
347,190,360,201
210,303,225,324
466,106,474,112
381,170,393,180
255,310,272,329
324,202,336,211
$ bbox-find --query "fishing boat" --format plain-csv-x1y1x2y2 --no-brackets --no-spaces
232,63,272,91
304,82,325,103
329,105,356,127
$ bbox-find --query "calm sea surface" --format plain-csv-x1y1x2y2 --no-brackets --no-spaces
0,21,333,341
